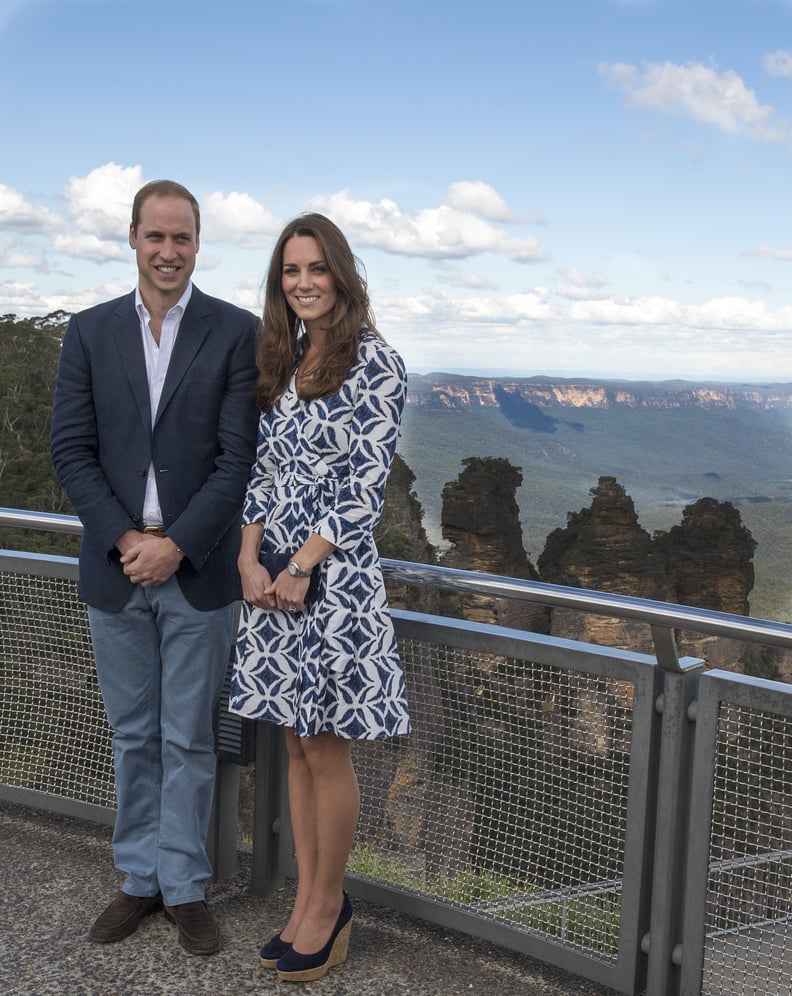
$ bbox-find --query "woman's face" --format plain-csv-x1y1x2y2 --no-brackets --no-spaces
281,235,338,334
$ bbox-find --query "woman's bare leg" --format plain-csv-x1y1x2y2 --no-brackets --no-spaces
278,728,317,943
288,731,359,954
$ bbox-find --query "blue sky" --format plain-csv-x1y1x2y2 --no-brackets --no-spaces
2,0,792,379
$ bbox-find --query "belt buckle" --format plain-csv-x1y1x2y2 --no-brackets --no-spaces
143,525,166,535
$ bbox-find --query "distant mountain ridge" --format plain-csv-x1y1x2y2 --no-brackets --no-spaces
406,373,792,412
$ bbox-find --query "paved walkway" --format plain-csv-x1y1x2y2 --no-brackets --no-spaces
0,800,620,996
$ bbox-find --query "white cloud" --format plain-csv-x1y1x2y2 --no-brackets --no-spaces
556,267,609,301
202,191,281,247
763,50,792,78
43,163,145,262
445,181,516,222
0,235,47,270
355,273,792,369
569,292,792,336
52,231,128,263
0,277,135,317
692,295,792,330
569,294,683,326
378,287,550,326
308,186,547,263
436,270,499,290
1,165,146,269
599,60,787,142
40,281,131,315
0,183,60,234
744,243,792,261
0,279,41,311
458,292,551,322
63,162,143,240
221,274,264,313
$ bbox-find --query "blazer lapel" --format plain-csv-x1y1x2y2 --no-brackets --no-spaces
154,287,211,425
110,292,151,429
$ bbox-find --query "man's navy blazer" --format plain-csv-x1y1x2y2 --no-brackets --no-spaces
51,286,259,613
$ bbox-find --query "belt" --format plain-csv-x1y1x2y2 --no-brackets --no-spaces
142,525,185,559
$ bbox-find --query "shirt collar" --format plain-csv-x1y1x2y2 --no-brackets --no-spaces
134,281,193,321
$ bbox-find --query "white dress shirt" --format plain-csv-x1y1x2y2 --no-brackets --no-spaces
135,283,192,527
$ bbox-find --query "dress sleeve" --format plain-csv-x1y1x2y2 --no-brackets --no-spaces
241,414,275,525
314,339,406,551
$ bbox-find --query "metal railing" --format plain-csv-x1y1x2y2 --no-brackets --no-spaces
1,507,791,995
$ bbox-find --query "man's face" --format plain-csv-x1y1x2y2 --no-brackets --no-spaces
129,194,199,310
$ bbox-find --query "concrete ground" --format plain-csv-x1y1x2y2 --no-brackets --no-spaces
0,800,620,996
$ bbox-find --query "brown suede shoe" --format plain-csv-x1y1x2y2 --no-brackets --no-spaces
164,900,220,955
89,890,163,943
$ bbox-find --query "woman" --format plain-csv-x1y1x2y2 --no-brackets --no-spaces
229,213,410,983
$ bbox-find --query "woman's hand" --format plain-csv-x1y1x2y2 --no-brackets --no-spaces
238,522,276,608
270,572,312,614
240,560,277,609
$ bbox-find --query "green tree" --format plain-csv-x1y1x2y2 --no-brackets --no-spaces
0,312,78,555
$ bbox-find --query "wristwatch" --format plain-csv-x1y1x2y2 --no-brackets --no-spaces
287,560,313,578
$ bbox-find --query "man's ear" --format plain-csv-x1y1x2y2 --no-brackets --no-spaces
129,224,136,250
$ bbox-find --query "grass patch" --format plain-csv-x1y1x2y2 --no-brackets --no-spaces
348,842,621,954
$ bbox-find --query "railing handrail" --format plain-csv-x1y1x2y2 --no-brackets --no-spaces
0,507,82,535
4,505,792,652
384,560,792,651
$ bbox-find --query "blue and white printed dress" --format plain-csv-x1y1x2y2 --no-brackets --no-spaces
229,331,411,740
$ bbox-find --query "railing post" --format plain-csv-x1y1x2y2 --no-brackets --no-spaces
251,721,291,895
208,760,241,880
644,625,705,995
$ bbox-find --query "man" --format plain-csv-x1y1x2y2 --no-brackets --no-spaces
51,180,259,954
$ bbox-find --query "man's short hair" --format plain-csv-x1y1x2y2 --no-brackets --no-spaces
131,180,200,237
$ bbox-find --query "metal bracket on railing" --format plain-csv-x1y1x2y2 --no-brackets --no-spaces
651,624,682,672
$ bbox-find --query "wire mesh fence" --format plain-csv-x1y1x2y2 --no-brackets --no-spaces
701,700,792,996
5,547,792,994
0,568,114,808
348,636,635,962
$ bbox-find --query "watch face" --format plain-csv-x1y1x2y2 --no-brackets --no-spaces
287,562,298,577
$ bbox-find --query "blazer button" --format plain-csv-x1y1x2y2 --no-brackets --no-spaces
137,468,146,476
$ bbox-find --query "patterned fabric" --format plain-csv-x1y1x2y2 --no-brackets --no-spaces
229,332,411,740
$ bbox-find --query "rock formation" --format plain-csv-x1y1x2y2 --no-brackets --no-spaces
439,456,548,633
377,453,440,615
538,477,767,676
655,497,755,616
538,476,668,657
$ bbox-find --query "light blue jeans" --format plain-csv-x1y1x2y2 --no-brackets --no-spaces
88,577,233,906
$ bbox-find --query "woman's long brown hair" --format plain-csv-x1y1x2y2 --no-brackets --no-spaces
255,213,380,411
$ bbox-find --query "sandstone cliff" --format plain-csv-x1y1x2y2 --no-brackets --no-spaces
654,497,755,616
538,477,792,684
439,456,548,633
378,453,440,614
407,374,792,413
538,476,669,657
